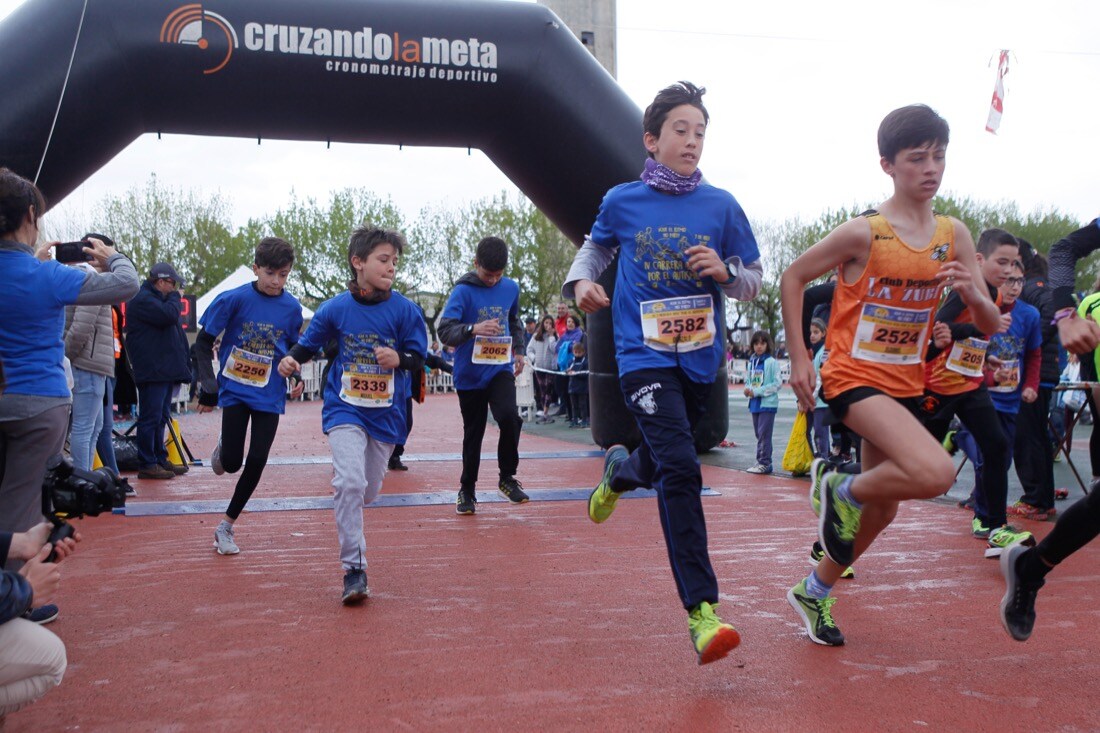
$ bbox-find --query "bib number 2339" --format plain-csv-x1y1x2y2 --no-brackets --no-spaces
640,296,715,353
340,363,394,408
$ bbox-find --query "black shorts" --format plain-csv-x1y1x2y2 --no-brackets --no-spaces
822,386,922,431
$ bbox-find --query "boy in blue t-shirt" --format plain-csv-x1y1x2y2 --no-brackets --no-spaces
564,82,762,664
194,238,304,556
438,236,527,515
278,226,427,604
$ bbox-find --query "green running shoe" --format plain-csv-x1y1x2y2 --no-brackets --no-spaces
942,429,959,456
985,525,1036,559
818,474,861,566
687,601,741,665
809,541,854,579
587,445,629,524
809,457,832,517
787,579,845,646
971,518,990,539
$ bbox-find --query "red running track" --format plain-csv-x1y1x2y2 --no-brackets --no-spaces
10,395,1100,731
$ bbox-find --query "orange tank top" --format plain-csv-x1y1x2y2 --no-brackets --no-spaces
822,211,954,399
923,287,1002,395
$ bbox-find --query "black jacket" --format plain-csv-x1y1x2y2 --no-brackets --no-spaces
124,280,192,384
1020,276,1060,386
0,533,33,624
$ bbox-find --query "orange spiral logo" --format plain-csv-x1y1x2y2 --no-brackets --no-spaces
161,4,238,74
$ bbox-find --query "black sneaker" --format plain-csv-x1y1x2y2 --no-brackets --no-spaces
24,604,59,625
388,456,409,471
120,478,137,497
341,569,370,605
818,474,862,567
999,544,1043,641
456,488,477,515
498,477,530,504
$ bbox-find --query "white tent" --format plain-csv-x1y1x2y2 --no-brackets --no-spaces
195,265,315,322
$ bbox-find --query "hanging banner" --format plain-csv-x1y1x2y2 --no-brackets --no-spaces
985,50,1009,134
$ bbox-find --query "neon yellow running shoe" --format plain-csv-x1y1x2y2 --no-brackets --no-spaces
818,473,862,566
687,601,741,665
587,445,629,524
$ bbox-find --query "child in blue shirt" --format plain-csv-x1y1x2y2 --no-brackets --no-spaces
564,82,762,664
438,236,528,515
278,226,426,604
194,237,304,556
744,330,781,474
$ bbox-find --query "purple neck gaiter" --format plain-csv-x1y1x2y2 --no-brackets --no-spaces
640,157,702,195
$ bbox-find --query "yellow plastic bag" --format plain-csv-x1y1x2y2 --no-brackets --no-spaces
782,411,814,476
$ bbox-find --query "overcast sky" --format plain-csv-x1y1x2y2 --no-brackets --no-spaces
3,0,1097,238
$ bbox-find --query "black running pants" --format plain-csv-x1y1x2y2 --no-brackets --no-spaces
221,404,281,520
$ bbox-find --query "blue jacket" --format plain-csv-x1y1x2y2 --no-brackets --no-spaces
124,280,192,384
747,354,781,412
0,533,33,624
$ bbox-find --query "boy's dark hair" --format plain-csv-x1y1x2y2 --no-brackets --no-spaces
643,81,708,151
0,167,46,237
255,237,295,269
976,228,1019,257
877,104,950,162
475,236,508,271
1024,250,1048,280
750,330,774,354
347,225,406,277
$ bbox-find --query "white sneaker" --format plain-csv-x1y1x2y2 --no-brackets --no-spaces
746,464,773,475
213,523,239,555
211,439,225,475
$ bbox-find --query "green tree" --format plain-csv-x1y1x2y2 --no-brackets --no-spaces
403,203,477,342
92,174,244,295
268,188,405,307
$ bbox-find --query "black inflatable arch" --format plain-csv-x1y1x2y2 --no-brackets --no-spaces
0,0,729,450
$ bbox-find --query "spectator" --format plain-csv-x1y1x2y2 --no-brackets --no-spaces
0,168,138,583
0,522,78,723
554,301,570,338
125,262,193,480
567,340,590,428
556,314,585,423
523,316,537,347
528,315,559,423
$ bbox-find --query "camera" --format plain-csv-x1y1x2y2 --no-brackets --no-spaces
55,240,93,264
41,454,127,560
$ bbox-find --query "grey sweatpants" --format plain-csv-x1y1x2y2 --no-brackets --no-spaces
0,618,67,715
0,404,70,571
327,424,392,571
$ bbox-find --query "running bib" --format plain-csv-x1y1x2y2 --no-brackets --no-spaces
851,304,930,365
640,296,715,353
989,357,1020,393
748,367,764,388
946,337,989,377
223,346,273,388
471,336,512,365
339,363,394,408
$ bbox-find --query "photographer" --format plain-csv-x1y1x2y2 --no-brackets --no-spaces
0,168,138,590
0,522,78,724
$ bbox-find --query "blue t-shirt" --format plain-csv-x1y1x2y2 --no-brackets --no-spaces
199,283,304,414
441,277,521,391
0,249,86,397
987,299,1042,414
297,291,427,443
589,181,760,383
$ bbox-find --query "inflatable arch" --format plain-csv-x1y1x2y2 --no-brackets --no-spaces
0,0,729,450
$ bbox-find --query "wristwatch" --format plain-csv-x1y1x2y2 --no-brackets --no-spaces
722,262,737,285
465,324,474,337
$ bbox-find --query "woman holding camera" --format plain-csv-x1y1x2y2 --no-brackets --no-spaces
0,168,138,603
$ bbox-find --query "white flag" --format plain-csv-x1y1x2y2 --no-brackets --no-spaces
985,51,1009,134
